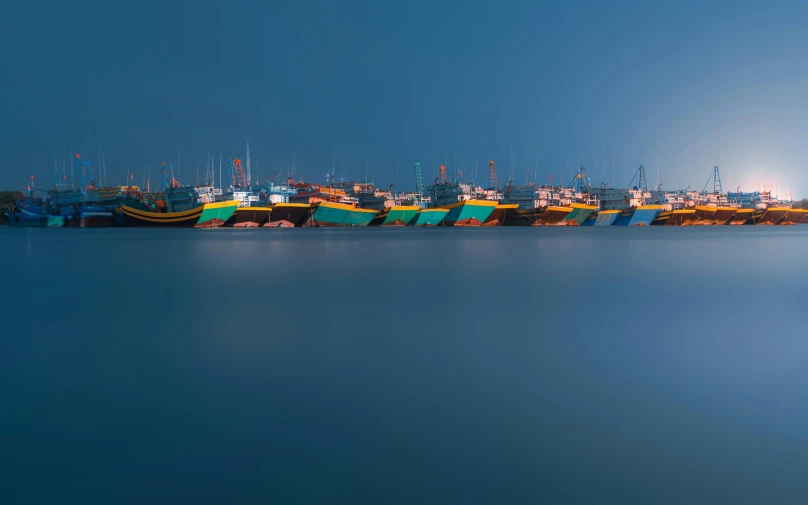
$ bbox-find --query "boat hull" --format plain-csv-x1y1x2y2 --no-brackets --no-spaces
370,206,420,226
782,208,808,225
584,210,621,226
120,203,204,227
225,207,272,227
79,207,116,228
441,200,498,226
502,207,542,226
270,203,310,227
195,201,240,228
564,204,597,226
592,209,621,226
409,208,448,226
693,206,736,225
6,212,64,227
310,202,376,227
663,209,697,226
484,204,519,226
615,206,664,226
533,206,573,226
730,209,755,225
756,207,789,225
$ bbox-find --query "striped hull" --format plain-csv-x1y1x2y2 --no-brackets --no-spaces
370,206,420,226
564,204,597,226
119,203,203,227
225,207,272,227
409,208,448,226
730,209,755,225
693,206,736,225
484,204,519,226
663,209,697,226
195,201,240,228
441,200,498,226
270,203,310,227
592,209,621,226
756,207,789,225
782,208,808,225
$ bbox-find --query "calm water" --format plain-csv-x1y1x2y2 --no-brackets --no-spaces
3,226,808,504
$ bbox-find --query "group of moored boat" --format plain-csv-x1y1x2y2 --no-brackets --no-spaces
4,161,806,228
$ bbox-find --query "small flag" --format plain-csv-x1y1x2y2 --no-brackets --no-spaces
75,153,80,158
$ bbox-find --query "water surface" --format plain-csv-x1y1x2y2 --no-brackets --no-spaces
2,227,808,504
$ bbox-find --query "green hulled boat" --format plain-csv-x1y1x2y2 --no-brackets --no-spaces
564,203,597,226
195,200,241,228
440,200,498,226
370,205,420,226
310,201,377,227
409,208,448,226
119,200,239,227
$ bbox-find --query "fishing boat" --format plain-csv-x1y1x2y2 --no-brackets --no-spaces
409,208,448,226
593,209,621,226
120,184,238,227
425,165,498,226
534,206,573,226
693,205,736,225
729,208,755,225
193,201,241,228
781,208,808,225
79,205,116,227
614,205,665,226
483,204,519,226
225,206,273,227
5,209,64,227
756,207,790,225
307,201,376,226
438,199,497,226
119,200,237,227
371,205,420,226
268,203,310,226
581,208,618,226
660,209,697,226
502,207,542,226
564,203,597,226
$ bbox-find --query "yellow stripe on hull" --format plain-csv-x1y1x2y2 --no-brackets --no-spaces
235,206,273,212
121,207,202,223
315,201,377,214
440,199,499,210
204,200,241,210
121,203,201,218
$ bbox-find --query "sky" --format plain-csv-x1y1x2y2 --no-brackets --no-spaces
2,0,808,197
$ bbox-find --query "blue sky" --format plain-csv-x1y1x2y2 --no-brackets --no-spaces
2,0,807,197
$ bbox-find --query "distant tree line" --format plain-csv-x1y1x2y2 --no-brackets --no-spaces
792,199,808,210
0,191,22,224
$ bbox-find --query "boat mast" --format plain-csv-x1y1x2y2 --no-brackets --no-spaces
246,140,251,187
